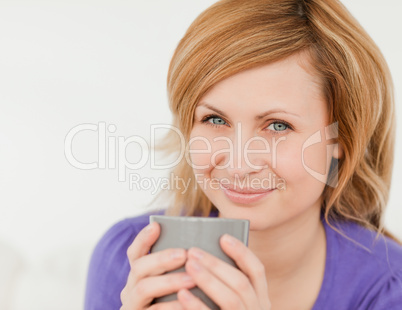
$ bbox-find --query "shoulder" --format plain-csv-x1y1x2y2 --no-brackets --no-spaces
88,211,158,267
322,219,402,309
329,219,402,271
97,211,157,248
84,209,165,310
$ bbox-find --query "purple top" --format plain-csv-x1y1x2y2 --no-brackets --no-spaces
85,211,402,309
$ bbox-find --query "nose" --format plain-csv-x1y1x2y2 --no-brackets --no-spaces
219,125,270,179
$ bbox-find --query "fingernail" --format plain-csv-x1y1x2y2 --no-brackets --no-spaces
181,274,194,284
188,259,201,272
179,289,193,302
189,248,204,260
170,249,185,260
144,223,153,234
222,234,237,246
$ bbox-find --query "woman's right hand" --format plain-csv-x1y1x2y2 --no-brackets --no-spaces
120,222,196,310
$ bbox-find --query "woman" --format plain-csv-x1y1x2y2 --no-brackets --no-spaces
85,0,402,309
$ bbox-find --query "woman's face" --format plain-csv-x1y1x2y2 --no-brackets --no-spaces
189,52,340,231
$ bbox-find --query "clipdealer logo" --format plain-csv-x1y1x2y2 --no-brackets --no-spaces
64,122,185,182
64,121,339,190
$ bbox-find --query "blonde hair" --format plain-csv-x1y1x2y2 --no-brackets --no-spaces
157,0,397,241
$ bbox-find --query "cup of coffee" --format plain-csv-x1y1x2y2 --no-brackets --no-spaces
149,215,249,310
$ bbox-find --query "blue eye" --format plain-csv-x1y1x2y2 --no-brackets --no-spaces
267,122,289,132
210,117,226,125
203,116,228,126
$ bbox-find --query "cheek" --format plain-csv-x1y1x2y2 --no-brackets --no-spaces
303,140,330,176
188,127,218,175
188,139,212,173
273,135,330,186
272,139,302,178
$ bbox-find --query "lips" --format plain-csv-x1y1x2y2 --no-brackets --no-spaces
220,183,273,194
220,183,275,204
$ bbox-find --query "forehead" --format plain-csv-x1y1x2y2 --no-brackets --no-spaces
198,52,325,117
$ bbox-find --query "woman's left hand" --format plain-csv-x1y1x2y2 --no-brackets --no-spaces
176,234,271,310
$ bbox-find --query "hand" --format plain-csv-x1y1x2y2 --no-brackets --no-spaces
120,222,196,310
176,234,271,310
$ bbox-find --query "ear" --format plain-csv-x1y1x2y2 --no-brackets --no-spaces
332,142,344,159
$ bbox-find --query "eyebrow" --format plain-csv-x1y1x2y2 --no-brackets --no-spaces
197,102,301,120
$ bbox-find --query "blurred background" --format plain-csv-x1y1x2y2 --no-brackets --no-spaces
0,0,401,309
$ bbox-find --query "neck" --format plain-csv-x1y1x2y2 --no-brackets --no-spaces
247,204,326,307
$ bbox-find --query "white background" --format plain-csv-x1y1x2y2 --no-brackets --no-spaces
0,0,401,309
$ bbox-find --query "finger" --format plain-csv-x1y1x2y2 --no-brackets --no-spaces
220,234,270,308
123,272,196,308
148,300,185,310
185,258,246,310
177,289,210,310
127,248,187,284
126,222,160,266
187,248,259,309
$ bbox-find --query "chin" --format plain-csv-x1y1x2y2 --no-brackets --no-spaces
216,203,278,231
